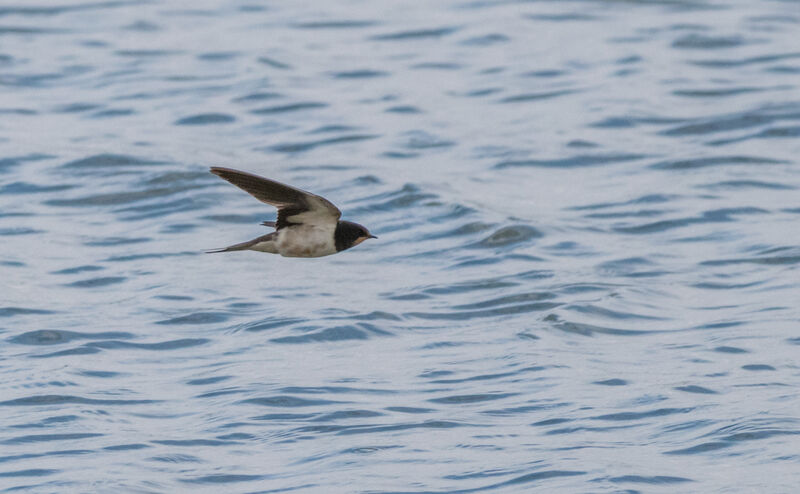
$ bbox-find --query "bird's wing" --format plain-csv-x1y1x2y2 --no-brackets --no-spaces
210,167,341,229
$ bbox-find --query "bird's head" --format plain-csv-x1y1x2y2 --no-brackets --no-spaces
335,221,377,251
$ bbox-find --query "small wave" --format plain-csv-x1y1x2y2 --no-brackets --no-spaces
89,108,134,119
9,329,133,345
0,395,157,406
83,237,149,246
651,155,786,169
459,33,509,46
232,91,282,103
385,105,422,114
370,26,458,41
0,307,54,318
429,393,518,405
496,153,646,169
672,87,763,98
270,325,370,344
498,89,578,103
196,51,239,61
406,302,559,321
269,134,378,153
156,312,231,325
0,469,59,478
239,396,347,408
3,433,103,445
181,474,264,484
470,225,543,248
660,105,800,136
675,385,718,394
250,102,327,114
594,379,628,386
700,246,800,266
174,113,236,125
0,153,54,173
65,276,126,288
593,407,693,422
699,180,795,190
665,418,800,455
0,181,73,194
60,153,167,170
610,475,693,485
689,51,800,68
153,439,239,447
672,33,747,49
257,56,291,69
331,70,388,79
84,338,209,351
292,20,378,29
612,207,769,234
545,314,654,336
710,125,800,145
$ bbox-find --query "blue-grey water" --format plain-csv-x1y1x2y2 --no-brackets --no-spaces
1,0,799,492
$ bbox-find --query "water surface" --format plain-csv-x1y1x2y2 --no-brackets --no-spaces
1,0,799,492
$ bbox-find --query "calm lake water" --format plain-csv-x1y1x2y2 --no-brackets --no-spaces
1,0,799,492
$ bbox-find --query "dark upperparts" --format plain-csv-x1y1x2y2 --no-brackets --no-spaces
334,220,368,252
275,206,306,230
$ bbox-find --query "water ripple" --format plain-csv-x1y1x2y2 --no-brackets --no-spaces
496,153,647,169
370,26,458,41
2,0,799,491
0,395,158,407
9,329,133,345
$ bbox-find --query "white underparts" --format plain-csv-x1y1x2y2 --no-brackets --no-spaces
251,224,337,258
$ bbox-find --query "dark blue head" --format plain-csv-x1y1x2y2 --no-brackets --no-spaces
334,221,377,252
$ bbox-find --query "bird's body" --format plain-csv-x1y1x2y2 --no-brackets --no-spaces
237,224,335,257
207,167,375,258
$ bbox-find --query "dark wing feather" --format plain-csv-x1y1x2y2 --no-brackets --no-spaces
210,167,341,229
275,207,306,230
211,167,311,206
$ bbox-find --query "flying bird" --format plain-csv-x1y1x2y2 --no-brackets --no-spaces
207,167,376,257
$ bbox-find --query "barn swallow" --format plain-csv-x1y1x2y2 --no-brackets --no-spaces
207,167,376,257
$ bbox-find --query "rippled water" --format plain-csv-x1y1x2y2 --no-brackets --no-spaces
2,0,800,492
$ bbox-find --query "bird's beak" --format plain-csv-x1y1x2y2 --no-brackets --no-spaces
369,234,378,239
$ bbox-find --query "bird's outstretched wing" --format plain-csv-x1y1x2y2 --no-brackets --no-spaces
210,167,341,229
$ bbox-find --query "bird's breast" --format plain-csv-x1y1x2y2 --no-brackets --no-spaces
275,225,337,258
